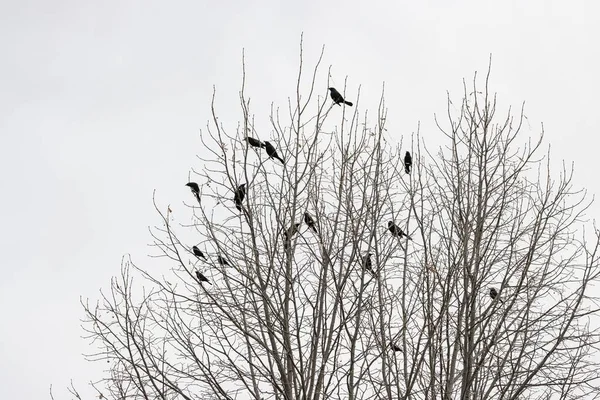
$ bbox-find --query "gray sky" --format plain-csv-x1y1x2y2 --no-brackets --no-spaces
1,1,599,398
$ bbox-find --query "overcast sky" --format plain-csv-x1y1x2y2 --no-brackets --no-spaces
1,1,599,399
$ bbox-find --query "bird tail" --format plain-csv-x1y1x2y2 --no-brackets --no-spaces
195,193,201,204
345,101,353,106
406,234,412,241
405,166,410,174
277,156,285,164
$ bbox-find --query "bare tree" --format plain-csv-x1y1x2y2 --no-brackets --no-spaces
76,46,600,400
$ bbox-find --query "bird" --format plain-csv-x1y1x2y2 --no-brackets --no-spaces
217,255,230,267
390,342,402,352
328,87,353,107
192,246,206,260
195,270,211,285
388,221,412,240
186,182,200,203
264,141,285,164
245,136,265,148
304,212,317,232
362,253,376,277
234,183,247,211
490,287,503,303
404,151,412,174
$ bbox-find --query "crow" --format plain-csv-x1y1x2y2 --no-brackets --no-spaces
388,221,412,240
362,253,376,277
195,270,211,285
234,183,247,211
186,182,200,203
328,87,353,107
218,255,230,267
490,287,503,303
390,342,402,352
404,151,412,174
264,141,285,164
304,212,317,232
192,246,207,260
245,136,265,148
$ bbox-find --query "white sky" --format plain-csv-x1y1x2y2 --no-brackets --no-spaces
1,1,599,399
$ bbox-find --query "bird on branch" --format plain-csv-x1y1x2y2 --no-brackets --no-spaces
362,253,377,277
390,342,402,352
404,151,412,174
304,212,317,232
195,270,211,285
328,87,353,107
185,182,200,203
234,183,247,211
489,287,503,303
264,141,285,164
388,221,412,240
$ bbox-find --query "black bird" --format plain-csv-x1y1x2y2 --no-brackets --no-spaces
234,183,247,211
186,182,200,203
217,255,230,267
245,136,265,148
390,342,402,352
490,287,503,303
195,270,211,285
192,246,207,260
404,151,412,174
328,87,353,107
304,212,317,232
388,221,412,240
362,253,376,277
264,141,285,164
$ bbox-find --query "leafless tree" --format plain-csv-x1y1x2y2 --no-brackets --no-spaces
75,46,600,400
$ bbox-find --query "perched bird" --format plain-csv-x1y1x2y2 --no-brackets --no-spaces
490,287,503,303
404,151,412,174
245,136,265,148
328,87,353,107
390,342,402,352
192,246,207,260
195,270,211,285
304,212,317,232
234,183,247,211
388,221,412,240
217,255,230,267
362,253,376,277
264,141,285,164
186,182,200,203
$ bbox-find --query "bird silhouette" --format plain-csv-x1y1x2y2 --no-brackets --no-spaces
362,253,376,277
328,87,353,106
195,270,211,285
264,141,285,164
234,183,247,211
390,342,402,352
192,246,207,260
490,287,503,303
304,212,317,232
185,182,200,203
388,221,412,240
245,136,265,148
404,151,412,174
